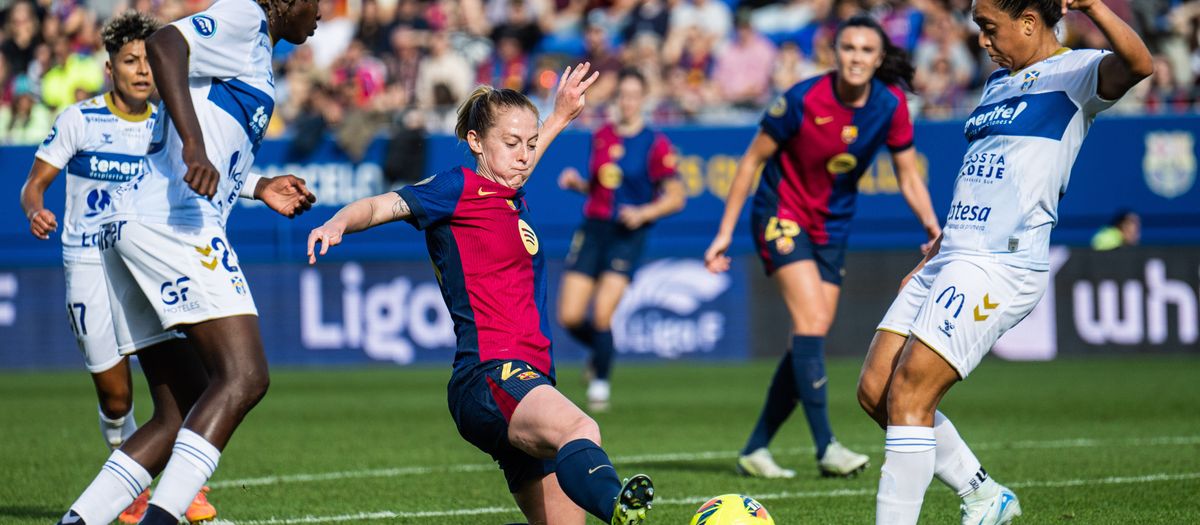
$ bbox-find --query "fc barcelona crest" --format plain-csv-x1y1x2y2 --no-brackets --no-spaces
841,125,858,144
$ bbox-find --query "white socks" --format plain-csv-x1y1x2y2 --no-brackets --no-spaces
148,429,221,518
933,410,988,497
99,404,137,450
67,450,151,525
876,426,936,525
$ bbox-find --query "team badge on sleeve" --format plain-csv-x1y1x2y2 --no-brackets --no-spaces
191,15,217,38
768,96,787,118
43,126,57,146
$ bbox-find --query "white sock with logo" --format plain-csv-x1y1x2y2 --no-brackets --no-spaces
876,426,936,525
148,429,221,518
933,411,988,497
67,450,151,524
98,404,137,450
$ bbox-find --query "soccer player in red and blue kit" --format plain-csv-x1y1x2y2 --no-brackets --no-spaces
557,68,686,411
308,64,655,525
705,15,941,479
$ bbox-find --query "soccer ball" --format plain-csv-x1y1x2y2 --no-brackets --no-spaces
690,494,775,525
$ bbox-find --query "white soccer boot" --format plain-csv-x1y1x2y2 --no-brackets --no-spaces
587,379,611,412
817,441,870,477
961,479,1022,525
736,447,796,479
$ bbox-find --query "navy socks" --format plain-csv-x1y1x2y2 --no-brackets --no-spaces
555,438,621,522
591,330,615,381
742,336,834,459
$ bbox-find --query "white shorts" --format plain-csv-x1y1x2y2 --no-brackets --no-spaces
63,258,123,373
99,220,257,355
877,255,1048,378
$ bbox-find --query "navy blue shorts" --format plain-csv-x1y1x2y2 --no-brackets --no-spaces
447,359,556,493
564,219,650,278
751,215,847,285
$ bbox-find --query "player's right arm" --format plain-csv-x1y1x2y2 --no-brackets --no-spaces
704,130,779,273
20,159,62,240
307,192,411,264
145,25,220,198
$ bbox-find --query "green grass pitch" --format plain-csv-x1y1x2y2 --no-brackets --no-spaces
2,356,1198,524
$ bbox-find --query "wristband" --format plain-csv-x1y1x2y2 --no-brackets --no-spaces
240,173,264,200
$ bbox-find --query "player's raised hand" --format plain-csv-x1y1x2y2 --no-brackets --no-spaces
307,222,346,264
558,167,586,192
27,209,58,240
260,174,317,218
704,232,733,274
1062,0,1100,14
552,62,600,123
182,147,221,198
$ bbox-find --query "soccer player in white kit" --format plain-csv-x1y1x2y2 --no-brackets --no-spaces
855,0,1151,524
53,1,320,524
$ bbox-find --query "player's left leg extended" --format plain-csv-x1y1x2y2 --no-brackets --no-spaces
877,338,959,525
508,385,653,525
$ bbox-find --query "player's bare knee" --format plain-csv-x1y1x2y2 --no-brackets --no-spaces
856,375,884,418
564,414,601,447
591,314,612,332
557,309,584,331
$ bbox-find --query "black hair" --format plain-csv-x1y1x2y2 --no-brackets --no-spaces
455,85,539,141
990,0,1062,28
834,14,914,88
1109,208,1138,227
617,67,647,88
101,11,161,56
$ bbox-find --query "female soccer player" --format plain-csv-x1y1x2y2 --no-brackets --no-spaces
557,68,686,411
20,12,217,523
704,15,941,479
857,0,1151,523
307,65,655,525
54,2,319,524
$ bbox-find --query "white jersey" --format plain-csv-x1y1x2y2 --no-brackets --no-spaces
940,48,1116,271
111,0,274,230
35,94,156,263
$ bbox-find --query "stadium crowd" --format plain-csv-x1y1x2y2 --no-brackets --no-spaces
1,0,1198,146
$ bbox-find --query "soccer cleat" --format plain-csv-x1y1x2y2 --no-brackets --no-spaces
817,441,870,477
736,447,796,479
961,481,1022,525
117,489,150,524
611,473,653,525
57,510,87,525
587,379,611,412
185,486,217,523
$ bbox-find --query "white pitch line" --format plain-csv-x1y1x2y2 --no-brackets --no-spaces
209,435,1200,490
232,471,1200,524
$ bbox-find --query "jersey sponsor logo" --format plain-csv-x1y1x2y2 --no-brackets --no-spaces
826,152,858,175
42,126,57,146
937,285,966,318
67,152,145,182
598,162,622,189
946,201,992,223
959,152,1006,182
518,219,539,255
96,221,126,251
191,15,217,38
84,189,113,217
160,276,192,305
1142,131,1195,199
964,91,1075,142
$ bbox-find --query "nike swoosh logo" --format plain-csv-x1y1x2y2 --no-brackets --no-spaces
812,377,828,389
478,187,497,196
815,116,834,125
588,465,613,475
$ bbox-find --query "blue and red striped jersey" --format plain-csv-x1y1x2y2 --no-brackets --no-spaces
397,166,555,380
753,73,913,245
582,123,677,221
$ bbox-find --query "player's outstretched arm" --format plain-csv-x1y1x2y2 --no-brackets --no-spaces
246,174,317,218
146,25,220,198
1066,0,1153,100
19,159,62,240
307,192,410,264
533,62,599,169
892,147,941,253
704,130,779,273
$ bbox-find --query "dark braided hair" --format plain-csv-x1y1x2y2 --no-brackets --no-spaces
990,0,1062,27
256,0,297,36
101,11,161,56
834,15,914,89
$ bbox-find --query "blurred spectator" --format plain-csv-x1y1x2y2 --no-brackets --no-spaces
749,0,820,39
417,30,473,111
40,32,104,110
384,26,423,100
478,29,531,91
620,0,670,43
871,0,923,52
712,10,776,108
1092,210,1141,251
2,2,42,84
581,21,621,102
668,0,732,42
1144,55,1193,114
0,74,52,144
308,0,357,69
771,41,824,95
